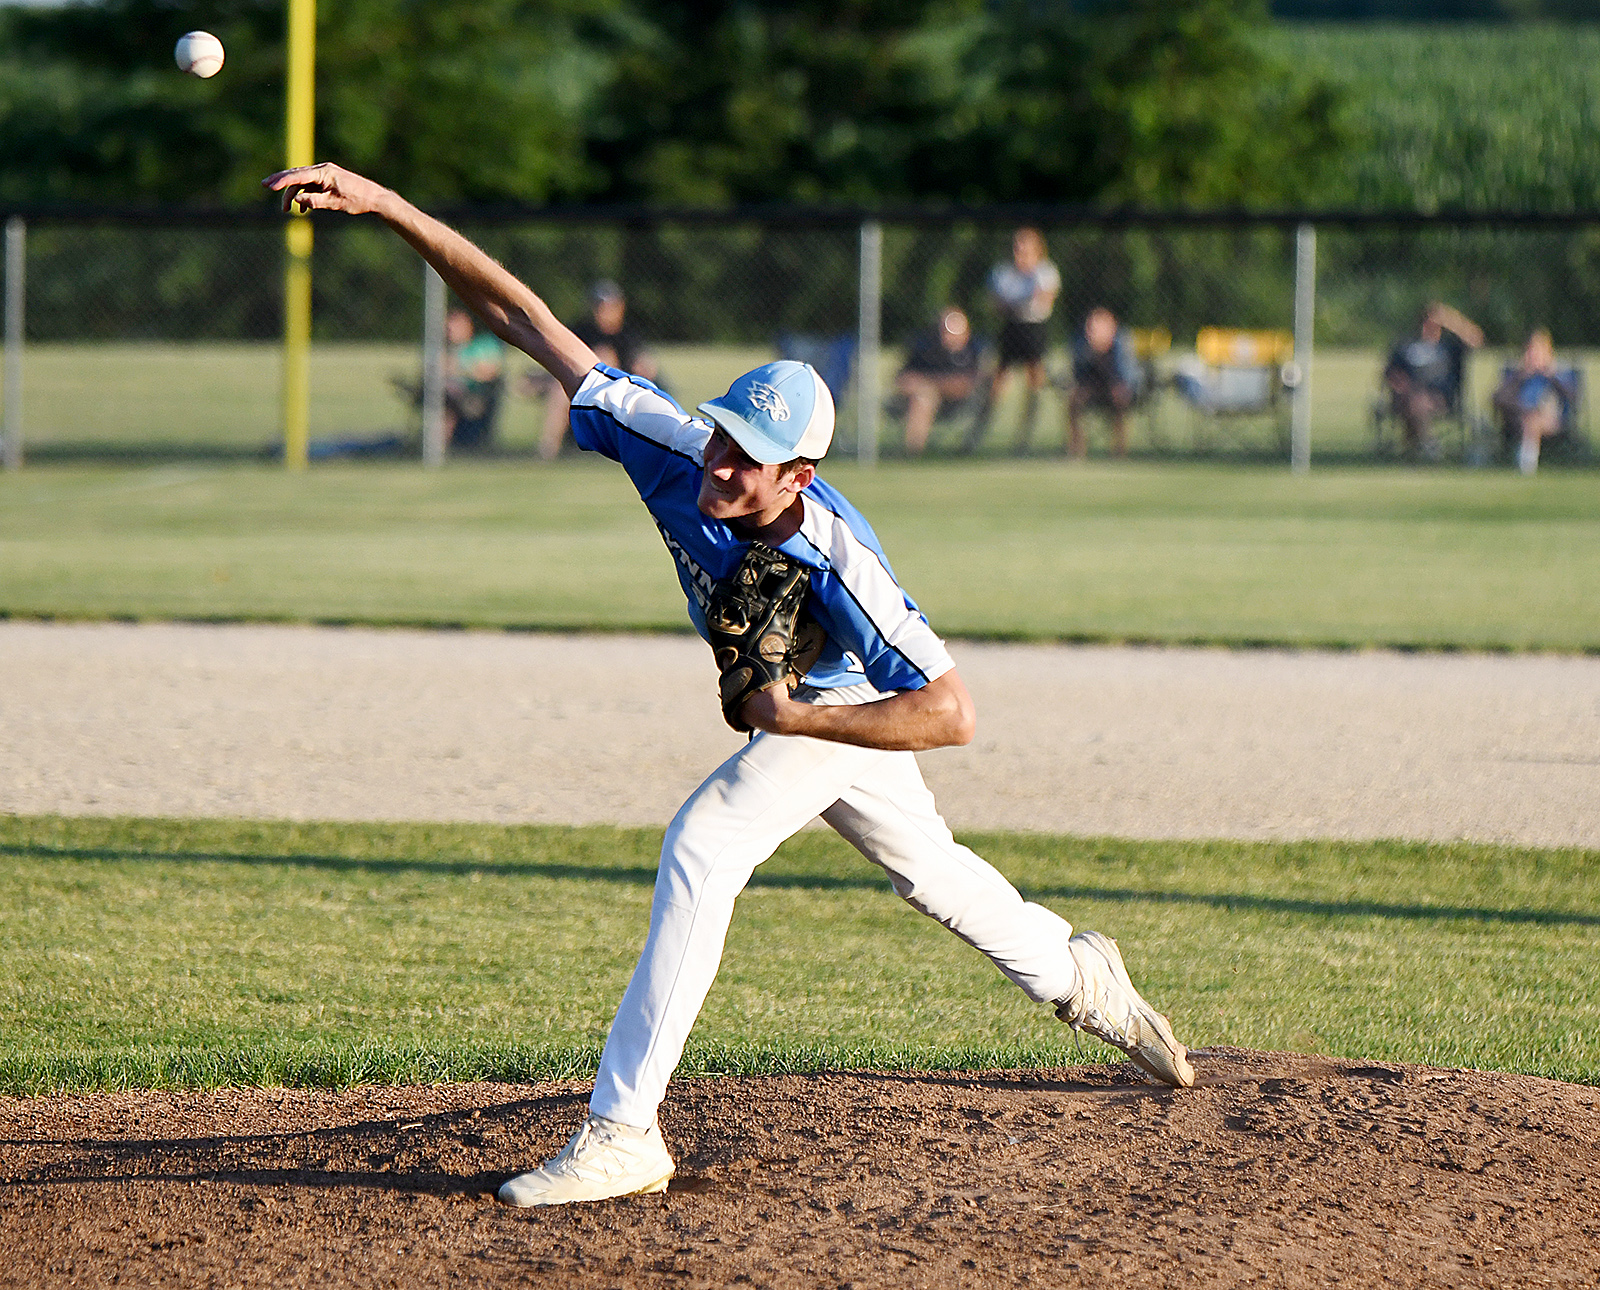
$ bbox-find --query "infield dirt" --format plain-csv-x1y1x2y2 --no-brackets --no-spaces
8,621,1600,847
4,1048,1597,1288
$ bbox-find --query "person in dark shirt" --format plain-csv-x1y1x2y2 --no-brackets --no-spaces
1384,302,1483,460
572,280,651,374
894,307,982,455
540,281,661,459
1067,307,1141,459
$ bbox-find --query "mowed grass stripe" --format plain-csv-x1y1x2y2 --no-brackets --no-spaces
3,460,1600,649
2,815,1596,1095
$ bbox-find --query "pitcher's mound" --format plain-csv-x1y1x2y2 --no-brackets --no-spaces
5,1048,1597,1288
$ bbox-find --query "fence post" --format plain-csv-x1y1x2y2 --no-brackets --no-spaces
857,220,882,467
421,265,447,468
2,216,21,472
282,221,312,470
1291,221,1315,474
280,0,316,470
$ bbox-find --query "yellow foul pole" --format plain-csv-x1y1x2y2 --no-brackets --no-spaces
281,0,316,470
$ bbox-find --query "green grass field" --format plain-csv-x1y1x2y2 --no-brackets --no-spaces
16,341,1598,460
14,343,776,456
2,814,1595,1095
4,458,1600,650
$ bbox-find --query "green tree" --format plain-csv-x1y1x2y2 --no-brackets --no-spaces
940,0,1345,206
0,0,1343,208
575,0,986,204
580,0,1343,206
0,0,610,205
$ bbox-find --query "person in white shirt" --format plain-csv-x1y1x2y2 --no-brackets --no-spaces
965,227,1061,454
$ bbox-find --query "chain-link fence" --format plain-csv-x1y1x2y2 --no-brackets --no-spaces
2,208,1597,466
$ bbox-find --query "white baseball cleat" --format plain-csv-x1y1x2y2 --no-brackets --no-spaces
497,1113,675,1207
1055,930,1195,1088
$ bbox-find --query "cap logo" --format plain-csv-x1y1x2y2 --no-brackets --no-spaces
746,382,791,422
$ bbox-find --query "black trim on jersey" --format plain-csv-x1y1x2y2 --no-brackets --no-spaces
792,517,933,688
587,362,700,413
569,398,706,469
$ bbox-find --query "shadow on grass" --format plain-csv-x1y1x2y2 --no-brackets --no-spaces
8,843,1598,930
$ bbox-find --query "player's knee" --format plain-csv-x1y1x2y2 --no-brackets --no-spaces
658,806,739,885
659,811,700,872
653,820,719,911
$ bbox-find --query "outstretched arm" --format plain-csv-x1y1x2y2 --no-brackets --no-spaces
263,163,597,396
740,669,977,752
1427,302,1485,350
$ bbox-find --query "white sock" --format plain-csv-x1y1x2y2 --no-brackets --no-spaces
1518,439,1539,475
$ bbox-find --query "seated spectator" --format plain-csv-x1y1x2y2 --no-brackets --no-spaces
1384,302,1484,460
895,307,983,455
1493,328,1575,475
539,281,661,459
1067,307,1141,459
404,308,506,450
574,280,658,378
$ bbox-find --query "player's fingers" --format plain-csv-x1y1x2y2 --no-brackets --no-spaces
279,184,332,214
262,165,323,191
291,190,340,214
279,183,322,214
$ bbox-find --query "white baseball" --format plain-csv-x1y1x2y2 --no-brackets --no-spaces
174,31,225,79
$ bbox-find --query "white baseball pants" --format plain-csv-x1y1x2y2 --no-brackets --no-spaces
588,700,1082,1130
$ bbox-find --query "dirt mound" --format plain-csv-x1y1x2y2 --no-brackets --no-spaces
4,1049,1597,1288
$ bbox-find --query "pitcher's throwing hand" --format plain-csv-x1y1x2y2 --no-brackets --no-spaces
265,163,391,217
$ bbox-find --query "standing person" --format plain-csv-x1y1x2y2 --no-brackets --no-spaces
265,162,1195,1209
1067,307,1141,460
540,280,662,459
894,306,984,455
1383,302,1484,460
966,227,1061,454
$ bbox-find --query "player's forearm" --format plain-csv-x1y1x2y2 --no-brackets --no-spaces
1431,303,1484,348
263,163,598,393
373,192,596,394
756,672,976,752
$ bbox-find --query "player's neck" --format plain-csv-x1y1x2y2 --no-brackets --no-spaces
729,494,804,545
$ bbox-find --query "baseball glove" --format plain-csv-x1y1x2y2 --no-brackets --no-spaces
705,542,825,732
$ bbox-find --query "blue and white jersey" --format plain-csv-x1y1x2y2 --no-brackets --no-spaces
569,365,955,694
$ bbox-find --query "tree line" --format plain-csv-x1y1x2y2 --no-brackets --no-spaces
1,0,1347,208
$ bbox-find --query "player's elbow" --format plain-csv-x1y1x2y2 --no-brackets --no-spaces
930,673,977,748
947,696,977,747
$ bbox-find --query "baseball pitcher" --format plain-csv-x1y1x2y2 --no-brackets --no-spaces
265,163,1195,1208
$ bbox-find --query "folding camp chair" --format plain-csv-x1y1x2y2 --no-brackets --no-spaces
1172,328,1295,454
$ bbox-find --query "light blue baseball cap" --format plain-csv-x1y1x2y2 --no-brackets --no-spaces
697,360,835,464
